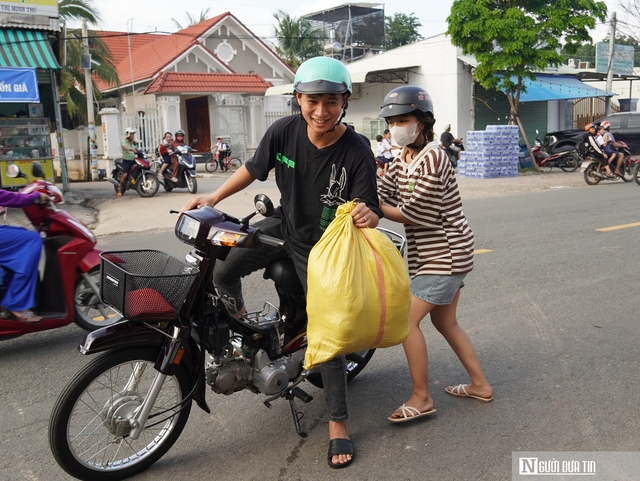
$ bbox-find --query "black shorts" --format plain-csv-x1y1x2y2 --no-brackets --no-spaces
121,159,136,174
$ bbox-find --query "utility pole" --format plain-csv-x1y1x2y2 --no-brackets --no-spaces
605,12,616,116
82,18,97,180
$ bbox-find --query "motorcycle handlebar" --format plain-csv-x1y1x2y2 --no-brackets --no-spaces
258,233,287,249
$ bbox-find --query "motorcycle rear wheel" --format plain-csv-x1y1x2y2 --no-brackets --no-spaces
49,347,192,481
306,349,375,388
136,172,159,197
560,153,580,172
584,163,601,185
74,266,122,331
633,163,640,186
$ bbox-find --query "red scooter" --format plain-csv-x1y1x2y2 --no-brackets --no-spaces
0,163,121,339
532,131,581,172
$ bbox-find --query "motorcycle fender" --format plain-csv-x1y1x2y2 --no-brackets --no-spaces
78,320,165,354
187,169,197,177
78,248,102,273
580,160,597,172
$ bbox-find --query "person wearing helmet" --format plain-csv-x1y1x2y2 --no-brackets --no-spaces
161,129,185,183
600,121,624,176
118,127,138,196
0,189,50,323
377,85,493,423
584,123,613,177
181,56,380,469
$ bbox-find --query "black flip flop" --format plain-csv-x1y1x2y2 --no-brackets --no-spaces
327,438,354,469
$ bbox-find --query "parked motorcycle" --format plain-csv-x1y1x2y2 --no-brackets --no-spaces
109,148,159,197
49,195,405,480
161,140,198,194
582,142,635,185
532,131,580,172
442,138,464,168
0,163,122,339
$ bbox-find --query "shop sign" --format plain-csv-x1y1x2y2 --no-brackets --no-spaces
0,0,58,19
0,159,54,187
0,67,39,102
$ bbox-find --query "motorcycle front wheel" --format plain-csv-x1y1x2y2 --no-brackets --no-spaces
185,173,197,194
584,163,601,185
136,172,160,197
621,161,634,182
634,163,640,186
74,267,122,331
306,349,375,388
49,347,192,481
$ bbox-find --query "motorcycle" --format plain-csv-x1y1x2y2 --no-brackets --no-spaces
161,140,198,194
582,142,635,185
442,138,464,168
532,131,580,172
109,148,159,197
0,163,122,339
49,195,405,480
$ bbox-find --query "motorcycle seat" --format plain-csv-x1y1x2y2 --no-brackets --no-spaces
551,144,575,153
263,258,305,295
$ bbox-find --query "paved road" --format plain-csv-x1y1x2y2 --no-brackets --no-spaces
1,172,639,480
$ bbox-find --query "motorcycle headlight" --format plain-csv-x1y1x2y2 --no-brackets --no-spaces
175,214,201,245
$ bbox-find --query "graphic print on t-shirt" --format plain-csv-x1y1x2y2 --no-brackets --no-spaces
319,164,347,232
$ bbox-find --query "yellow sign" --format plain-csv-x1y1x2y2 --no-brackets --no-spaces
0,0,58,18
0,159,54,187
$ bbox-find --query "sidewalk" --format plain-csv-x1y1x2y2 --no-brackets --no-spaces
7,169,586,237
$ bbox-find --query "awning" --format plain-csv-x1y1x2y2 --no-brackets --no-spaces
265,83,294,97
0,29,60,69
499,74,613,102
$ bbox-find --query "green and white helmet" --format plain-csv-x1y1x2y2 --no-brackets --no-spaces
294,57,352,96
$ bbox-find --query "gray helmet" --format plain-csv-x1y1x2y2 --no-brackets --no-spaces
379,86,434,120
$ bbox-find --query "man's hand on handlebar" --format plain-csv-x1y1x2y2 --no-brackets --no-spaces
179,195,216,215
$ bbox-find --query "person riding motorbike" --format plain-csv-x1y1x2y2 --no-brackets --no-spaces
181,55,381,469
600,120,624,177
584,123,613,177
118,127,137,196
0,188,50,323
441,124,461,161
164,129,185,183
158,131,173,178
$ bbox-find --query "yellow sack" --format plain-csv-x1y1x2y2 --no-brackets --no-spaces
304,201,411,370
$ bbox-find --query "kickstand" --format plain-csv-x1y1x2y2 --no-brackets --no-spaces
286,394,307,438
263,380,313,438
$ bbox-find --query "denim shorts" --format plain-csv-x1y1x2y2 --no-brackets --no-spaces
411,273,467,305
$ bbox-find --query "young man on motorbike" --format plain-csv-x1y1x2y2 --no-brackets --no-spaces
181,56,381,469
118,127,138,196
600,121,624,176
585,123,614,177
440,124,461,161
0,189,50,323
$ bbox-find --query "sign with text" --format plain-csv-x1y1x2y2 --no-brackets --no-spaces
513,451,640,480
595,42,634,75
0,159,54,187
0,0,58,18
0,67,39,102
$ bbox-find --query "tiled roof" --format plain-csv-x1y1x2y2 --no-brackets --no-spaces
93,30,162,66
145,72,273,94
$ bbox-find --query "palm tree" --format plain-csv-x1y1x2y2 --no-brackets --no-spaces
171,8,211,30
58,0,119,121
272,10,323,70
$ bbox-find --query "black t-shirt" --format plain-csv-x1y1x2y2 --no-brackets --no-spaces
245,115,382,255
441,131,454,148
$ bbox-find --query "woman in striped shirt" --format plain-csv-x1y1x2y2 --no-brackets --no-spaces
377,86,493,423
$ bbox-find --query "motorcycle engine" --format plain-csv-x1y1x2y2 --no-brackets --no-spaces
206,359,252,395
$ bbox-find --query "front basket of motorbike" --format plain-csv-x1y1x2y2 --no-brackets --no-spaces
99,249,198,322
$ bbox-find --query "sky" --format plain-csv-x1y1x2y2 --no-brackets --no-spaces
72,0,611,46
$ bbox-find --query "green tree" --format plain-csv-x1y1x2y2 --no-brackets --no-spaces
58,0,119,121
447,0,607,168
385,13,423,50
272,10,322,70
171,8,211,30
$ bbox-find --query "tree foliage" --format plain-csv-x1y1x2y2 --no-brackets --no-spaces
385,13,423,50
272,10,322,70
447,0,608,166
617,0,640,44
171,8,211,30
58,0,118,121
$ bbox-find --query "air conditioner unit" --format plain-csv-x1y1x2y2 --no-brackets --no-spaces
578,61,590,69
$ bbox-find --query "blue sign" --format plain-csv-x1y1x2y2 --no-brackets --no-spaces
595,42,635,76
0,67,39,103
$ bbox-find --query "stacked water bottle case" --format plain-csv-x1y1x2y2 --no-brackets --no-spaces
457,125,520,178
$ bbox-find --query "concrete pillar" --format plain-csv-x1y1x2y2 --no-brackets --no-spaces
157,95,181,135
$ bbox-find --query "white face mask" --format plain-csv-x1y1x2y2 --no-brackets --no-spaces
390,122,421,147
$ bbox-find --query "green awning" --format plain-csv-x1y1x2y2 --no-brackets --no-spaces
0,29,60,69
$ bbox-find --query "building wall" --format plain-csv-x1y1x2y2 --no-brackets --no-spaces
174,52,219,73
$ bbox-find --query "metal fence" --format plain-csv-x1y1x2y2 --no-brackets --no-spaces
119,112,162,154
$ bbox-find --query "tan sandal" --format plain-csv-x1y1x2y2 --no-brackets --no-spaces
12,309,43,324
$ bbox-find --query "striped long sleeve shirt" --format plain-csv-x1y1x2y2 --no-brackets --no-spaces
378,140,474,278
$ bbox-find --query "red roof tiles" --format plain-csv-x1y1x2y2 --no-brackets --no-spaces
145,72,272,94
